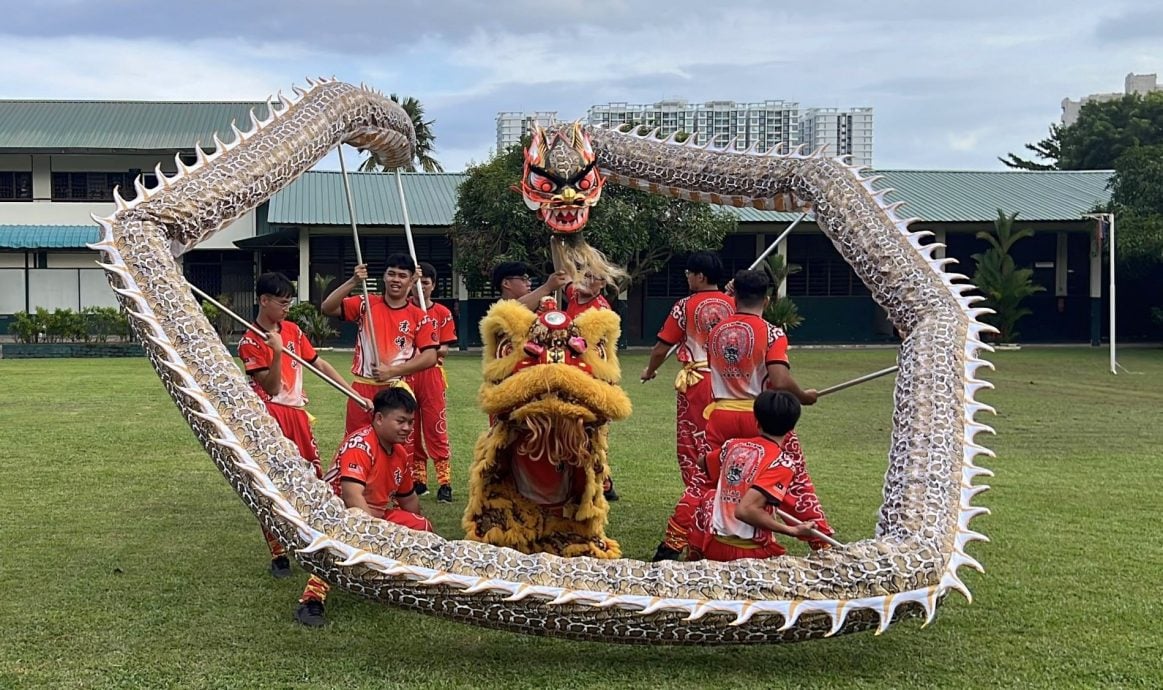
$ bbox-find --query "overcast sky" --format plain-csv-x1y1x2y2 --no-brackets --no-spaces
3,0,1161,171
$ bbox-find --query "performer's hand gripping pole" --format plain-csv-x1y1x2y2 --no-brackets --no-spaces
774,509,845,549
188,284,371,410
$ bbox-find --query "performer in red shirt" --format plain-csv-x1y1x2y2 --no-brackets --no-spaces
563,270,612,320
408,262,458,502
640,252,734,559
295,386,433,627
688,390,820,561
321,253,440,435
563,269,621,502
237,272,367,579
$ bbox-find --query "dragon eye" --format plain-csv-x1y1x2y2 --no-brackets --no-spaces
529,172,557,195
577,171,596,191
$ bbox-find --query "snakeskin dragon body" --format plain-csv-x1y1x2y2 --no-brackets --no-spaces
91,79,994,645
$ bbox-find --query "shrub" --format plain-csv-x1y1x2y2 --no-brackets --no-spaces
290,303,339,346
8,311,42,344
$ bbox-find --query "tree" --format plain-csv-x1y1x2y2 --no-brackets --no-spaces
359,94,443,173
1109,144,1163,277
999,124,1062,170
450,143,735,292
1002,92,1163,171
971,211,1046,343
762,253,803,330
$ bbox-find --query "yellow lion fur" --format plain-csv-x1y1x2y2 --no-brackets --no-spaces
463,299,631,559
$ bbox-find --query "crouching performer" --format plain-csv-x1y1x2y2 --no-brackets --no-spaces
463,298,632,558
689,390,821,561
296,386,433,627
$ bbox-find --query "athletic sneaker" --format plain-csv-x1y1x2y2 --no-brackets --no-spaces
269,555,292,579
294,600,327,627
414,482,429,497
437,484,453,503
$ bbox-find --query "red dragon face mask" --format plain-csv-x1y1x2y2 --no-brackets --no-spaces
521,122,604,234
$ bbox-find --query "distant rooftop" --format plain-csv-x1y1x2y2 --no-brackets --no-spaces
0,100,267,151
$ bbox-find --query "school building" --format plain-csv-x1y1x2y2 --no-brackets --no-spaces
0,99,1126,346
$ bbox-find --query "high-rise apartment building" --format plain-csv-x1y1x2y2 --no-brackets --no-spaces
1061,73,1159,126
586,99,801,153
498,99,875,166
495,111,559,151
800,107,874,168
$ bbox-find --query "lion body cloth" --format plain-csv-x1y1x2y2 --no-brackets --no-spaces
91,79,995,645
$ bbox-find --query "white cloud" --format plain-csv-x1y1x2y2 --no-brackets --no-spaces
0,35,297,100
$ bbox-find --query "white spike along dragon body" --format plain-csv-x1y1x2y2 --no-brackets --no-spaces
90,79,994,645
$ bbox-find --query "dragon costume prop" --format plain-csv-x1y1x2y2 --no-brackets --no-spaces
91,79,995,644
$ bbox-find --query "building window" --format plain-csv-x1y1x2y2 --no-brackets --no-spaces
51,172,144,202
785,234,870,297
0,171,33,200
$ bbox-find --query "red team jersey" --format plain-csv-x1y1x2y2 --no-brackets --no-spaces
564,283,611,320
708,436,793,545
322,426,414,518
657,290,735,364
425,301,458,348
706,313,789,400
341,296,438,379
238,320,318,407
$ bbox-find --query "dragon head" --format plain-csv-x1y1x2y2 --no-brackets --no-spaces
521,122,604,235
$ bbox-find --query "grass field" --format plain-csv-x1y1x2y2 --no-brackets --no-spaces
1,347,1161,688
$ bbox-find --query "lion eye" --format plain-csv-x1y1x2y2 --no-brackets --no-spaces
495,335,513,359
596,340,608,360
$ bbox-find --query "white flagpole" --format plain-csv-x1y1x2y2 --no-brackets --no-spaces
1109,212,1117,375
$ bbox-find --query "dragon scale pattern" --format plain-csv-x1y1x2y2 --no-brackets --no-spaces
90,80,994,645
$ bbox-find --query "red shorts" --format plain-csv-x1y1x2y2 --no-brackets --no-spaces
409,366,450,461
688,534,786,561
265,402,321,476
687,489,786,561
379,508,434,532
347,380,389,433
705,408,760,452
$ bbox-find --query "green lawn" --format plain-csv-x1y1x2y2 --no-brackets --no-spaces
1,347,1161,688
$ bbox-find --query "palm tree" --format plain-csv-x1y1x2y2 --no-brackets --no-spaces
360,94,443,172
971,210,1046,342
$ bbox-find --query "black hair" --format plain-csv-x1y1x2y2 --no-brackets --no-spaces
256,272,295,299
491,261,531,292
753,389,801,437
732,269,771,308
385,253,416,272
373,386,417,415
419,261,438,281
685,251,724,285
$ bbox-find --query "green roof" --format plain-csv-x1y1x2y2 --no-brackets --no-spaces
0,100,266,151
268,171,467,226
268,169,1113,227
0,225,100,249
